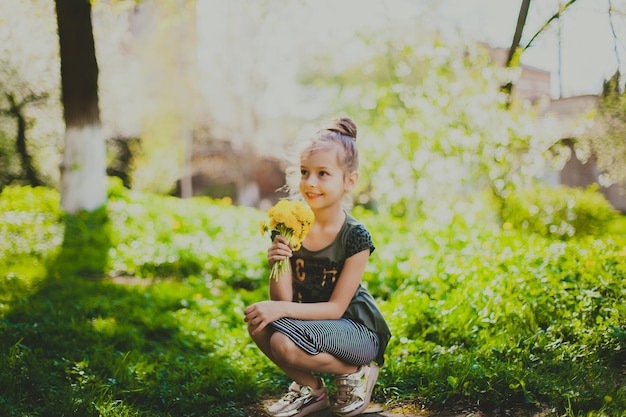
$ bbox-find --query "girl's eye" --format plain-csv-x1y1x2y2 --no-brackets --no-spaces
300,169,308,176
319,171,329,177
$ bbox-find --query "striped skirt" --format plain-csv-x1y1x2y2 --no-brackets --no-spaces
270,317,380,366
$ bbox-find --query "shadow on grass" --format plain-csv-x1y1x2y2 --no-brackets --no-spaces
0,208,257,416
50,206,112,279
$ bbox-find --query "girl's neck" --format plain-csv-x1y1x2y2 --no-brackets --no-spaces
312,206,345,230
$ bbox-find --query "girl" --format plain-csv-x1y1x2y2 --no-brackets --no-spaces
244,117,391,417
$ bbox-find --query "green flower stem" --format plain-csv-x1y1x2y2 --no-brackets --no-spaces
270,226,293,281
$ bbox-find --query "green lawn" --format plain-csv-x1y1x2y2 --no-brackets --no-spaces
1,182,624,416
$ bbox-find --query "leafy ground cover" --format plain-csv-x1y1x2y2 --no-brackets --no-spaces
0,181,625,416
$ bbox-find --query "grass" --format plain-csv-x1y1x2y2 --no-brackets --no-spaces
1,180,625,416
1,274,270,416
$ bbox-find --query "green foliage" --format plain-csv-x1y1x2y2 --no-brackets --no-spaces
1,184,625,416
360,208,626,414
301,32,556,222
501,183,618,239
105,178,267,287
0,185,62,298
0,183,276,416
0,275,270,417
578,71,626,186
51,206,112,278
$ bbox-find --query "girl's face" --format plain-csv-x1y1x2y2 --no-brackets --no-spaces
299,144,356,212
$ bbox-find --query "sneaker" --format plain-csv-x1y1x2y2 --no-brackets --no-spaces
267,381,301,415
267,379,330,417
331,363,379,417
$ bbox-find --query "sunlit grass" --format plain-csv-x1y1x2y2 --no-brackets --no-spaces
0,182,624,416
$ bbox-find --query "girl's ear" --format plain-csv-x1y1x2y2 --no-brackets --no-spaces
345,171,359,192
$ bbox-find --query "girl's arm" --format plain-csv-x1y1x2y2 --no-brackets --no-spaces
245,249,369,334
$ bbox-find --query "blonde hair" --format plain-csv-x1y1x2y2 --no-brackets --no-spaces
302,116,359,174
284,116,360,201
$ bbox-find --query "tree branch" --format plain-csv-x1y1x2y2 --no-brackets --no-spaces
608,0,622,80
523,0,577,50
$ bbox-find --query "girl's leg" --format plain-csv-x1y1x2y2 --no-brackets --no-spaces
248,324,357,388
248,323,318,388
270,331,359,376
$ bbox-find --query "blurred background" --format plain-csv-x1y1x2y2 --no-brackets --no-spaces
2,0,626,222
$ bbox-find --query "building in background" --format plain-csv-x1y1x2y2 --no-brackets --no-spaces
489,46,626,212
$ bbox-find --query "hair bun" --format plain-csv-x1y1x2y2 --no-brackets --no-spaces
326,117,357,140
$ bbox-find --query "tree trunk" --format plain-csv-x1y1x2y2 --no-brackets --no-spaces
506,0,531,67
4,92,45,186
55,0,106,213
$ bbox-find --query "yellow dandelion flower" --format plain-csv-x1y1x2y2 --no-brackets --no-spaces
291,221,303,239
261,199,315,280
283,212,298,231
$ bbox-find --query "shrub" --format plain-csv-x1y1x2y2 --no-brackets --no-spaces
501,184,618,239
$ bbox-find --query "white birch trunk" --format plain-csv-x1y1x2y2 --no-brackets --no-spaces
60,124,107,213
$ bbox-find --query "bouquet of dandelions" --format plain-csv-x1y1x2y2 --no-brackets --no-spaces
261,199,315,281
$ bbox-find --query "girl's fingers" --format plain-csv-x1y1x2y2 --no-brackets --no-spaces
272,235,286,244
252,321,266,335
268,245,292,259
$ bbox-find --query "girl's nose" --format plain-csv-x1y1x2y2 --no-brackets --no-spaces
304,175,318,187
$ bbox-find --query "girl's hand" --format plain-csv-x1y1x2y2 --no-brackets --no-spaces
244,301,286,335
267,234,293,267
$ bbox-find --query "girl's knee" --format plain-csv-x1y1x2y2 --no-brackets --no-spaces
269,332,302,366
248,324,271,346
